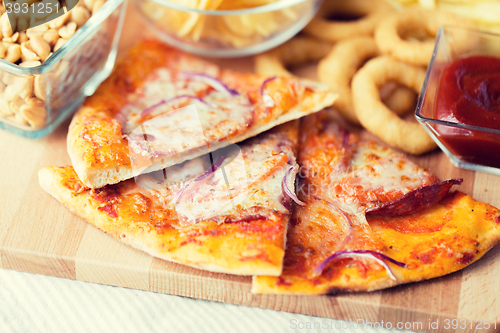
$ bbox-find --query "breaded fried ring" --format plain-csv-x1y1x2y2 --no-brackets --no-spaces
303,0,395,43
374,9,467,66
318,37,416,124
352,56,437,155
381,83,416,116
254,36,333,77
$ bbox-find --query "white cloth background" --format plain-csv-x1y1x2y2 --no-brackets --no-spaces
0,268,417,333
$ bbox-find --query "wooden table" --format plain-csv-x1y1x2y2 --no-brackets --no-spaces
1,3,500,333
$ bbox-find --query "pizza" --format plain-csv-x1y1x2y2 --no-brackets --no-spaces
68,40,336,189
40,121,302,276
38,39,500,294
252,111,500,294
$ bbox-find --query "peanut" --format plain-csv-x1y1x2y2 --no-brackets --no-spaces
3,84,19,102
27,25,49,39
9,97,24,114
49,12,70,29
25,96,45,107
34,75,47,100
0,97,12,117
20,98,46,127
42,29,59,47
58,22,77,39
20,60,42,67
0,13,13,38
92,0,106,14
0,42,6,58
29,35,51,62
71,7,91,28
4,43,21,63
15,111,29,126
18,31,28,44
2,72,13,85
21,41,40,61
3,32,19,43
83,0,97,12
54,38,67,52
12,76,34,99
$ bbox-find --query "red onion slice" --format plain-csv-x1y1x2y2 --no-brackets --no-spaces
259,76,277,96
174,154,227,204
335,206,353,227
179,72,239,96
334,128,354,174
260,77,277,108
282,166,305,206
366,178,463,216
141,95,213,116
314,250,406,280
313,196,352,227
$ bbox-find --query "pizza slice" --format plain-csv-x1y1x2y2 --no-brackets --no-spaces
253,112,500,294
68,40,336,189
40,122,301,276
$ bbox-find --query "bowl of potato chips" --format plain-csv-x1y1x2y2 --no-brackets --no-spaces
136,0,323,57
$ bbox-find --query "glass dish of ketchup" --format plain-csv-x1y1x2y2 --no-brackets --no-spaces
416,26,500,176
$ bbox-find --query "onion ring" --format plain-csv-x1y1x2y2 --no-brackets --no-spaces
380,82,416,116
318,37,416,124
351,56,437,155
303,0,395,43
254,36,333,77
374,9,469,66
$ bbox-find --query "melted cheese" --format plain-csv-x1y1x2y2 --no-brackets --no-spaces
124,131,297,226
118,68,211,131
121,67,255,175
325,141,436,215
175,135,293,225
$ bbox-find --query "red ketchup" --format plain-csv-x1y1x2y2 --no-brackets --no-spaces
435,55,500,168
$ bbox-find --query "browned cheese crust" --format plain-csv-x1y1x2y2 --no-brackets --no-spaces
43,122,301,276
68,40,336,188
253,112,500,294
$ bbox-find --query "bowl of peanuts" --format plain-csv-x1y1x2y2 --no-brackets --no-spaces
0,0,126,138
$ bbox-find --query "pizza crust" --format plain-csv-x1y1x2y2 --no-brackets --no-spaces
45,120,301,276
69,91,334,189
39,166,288,276
67,41,336,189
252,112,500,294
253,191,500,294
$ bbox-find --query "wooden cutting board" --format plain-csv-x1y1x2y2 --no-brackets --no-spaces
1,5,500,333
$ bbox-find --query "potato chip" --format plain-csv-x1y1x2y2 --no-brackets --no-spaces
391,0,500,33
141,0,304,48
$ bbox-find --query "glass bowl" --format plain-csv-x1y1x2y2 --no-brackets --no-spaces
0,0,127,139
134,0,323,57
415,26,500,176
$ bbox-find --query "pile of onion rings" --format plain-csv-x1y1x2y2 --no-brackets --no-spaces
254,36,333,78
253,1,476,155
374,9,467,66
351,56,437,155
317,37,416,125
303,0,395,42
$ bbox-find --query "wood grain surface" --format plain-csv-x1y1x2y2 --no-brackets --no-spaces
1,4,500,333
